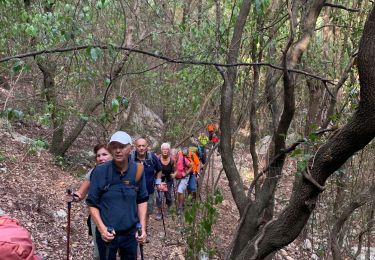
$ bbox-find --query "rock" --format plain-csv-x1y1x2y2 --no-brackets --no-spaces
351,246,375,260
0,208,5,215
12,132,33,144
54,209,67,218
130,103,164,148
199,249,209,260
0,167,7,174
303,239,312,251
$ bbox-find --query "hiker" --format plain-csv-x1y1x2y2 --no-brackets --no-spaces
132,137,162,227
171,147,192,215
155,142,176,219
198,132,209,147
187,147,201,201
86,131,148,260
65,144,112,260
207,122,215,141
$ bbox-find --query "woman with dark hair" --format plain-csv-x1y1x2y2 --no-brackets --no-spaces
73,144,112,200
66,143,112,260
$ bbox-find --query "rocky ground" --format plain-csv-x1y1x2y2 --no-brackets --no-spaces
0,121,314,259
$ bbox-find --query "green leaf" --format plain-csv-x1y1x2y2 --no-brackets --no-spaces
12,59,24,74
297,160,307,173
90,47,98,61
25,25,37,37
80,114,89,121
290,148,303,157
309,133,319,142
111,98,120,113
104,78,111,87
121,97,129,109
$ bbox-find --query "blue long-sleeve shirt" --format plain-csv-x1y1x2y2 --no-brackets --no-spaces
86,160,148,232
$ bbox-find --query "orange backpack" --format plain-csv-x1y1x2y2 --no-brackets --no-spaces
207,123,215,132
0,215,42,260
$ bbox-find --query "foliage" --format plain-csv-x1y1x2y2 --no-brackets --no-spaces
1,108,24,121
184,190,223,259
28,138,48,155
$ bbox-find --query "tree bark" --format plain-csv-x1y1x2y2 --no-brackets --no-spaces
233,6,375,258
218,0,252,216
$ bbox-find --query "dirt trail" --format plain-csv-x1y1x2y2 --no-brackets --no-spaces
0,130,238,259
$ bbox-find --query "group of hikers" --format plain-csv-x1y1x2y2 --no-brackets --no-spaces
65,122,220,260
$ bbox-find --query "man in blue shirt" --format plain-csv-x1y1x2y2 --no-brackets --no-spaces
86,131,148,260
132,137,162,225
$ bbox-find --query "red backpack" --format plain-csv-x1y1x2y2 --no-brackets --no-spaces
0,215,42,260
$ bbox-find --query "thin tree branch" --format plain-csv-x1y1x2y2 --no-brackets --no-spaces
0,45,333,83
324,3,360,12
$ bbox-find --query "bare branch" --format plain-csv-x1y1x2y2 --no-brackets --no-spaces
302,167,325,191
0,45,333,83
324,3,360,12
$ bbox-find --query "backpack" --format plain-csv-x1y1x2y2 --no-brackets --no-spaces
130,151,155,169
197,145,206,164
175,154,189,179
0,215,42,260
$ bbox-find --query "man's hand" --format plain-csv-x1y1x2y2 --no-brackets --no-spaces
64,192,80,203
136,229,147,244
99,227,115,242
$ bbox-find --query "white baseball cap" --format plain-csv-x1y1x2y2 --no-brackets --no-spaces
109,131,132,145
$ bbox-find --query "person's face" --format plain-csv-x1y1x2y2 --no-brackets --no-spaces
135,138,148,156
96,147,112,164
161,147,170,156
109,142,131,164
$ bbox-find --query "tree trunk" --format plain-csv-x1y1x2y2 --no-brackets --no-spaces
232,6,375,258
218,0,252,216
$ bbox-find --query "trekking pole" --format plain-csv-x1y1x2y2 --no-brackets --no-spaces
105,227,114,260
136,223,144,260
66,189,72,260
157,191,167,236
172,180,178,211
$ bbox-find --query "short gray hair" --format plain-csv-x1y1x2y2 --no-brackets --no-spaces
161,142,171,150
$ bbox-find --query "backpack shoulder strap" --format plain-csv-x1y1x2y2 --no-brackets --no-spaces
147,152,155,169
130,151,136,161
135,162,144,183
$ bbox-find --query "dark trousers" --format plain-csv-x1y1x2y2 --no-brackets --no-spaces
96,228,137,260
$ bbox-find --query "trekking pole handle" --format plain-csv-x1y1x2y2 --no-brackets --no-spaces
136,223,142,236
66,188,72,209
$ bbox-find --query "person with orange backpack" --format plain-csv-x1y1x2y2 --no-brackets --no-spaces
207,122,215,141
187,147,201,201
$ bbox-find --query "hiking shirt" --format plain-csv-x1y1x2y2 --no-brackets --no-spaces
198,134,209,146
160,159,174,182
134,151,162,195
86,160,148,233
